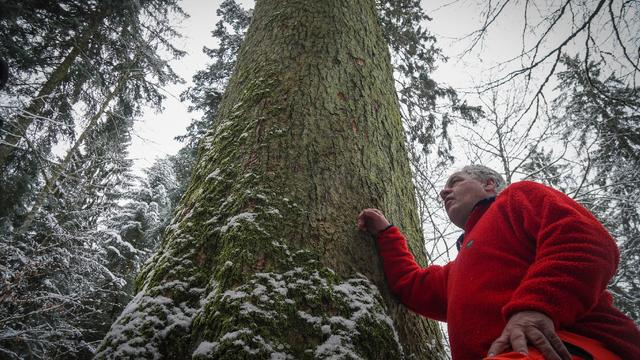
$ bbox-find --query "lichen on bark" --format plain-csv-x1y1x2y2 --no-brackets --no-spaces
96,0,446,358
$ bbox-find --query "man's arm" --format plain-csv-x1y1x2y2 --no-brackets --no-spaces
358,209,450,321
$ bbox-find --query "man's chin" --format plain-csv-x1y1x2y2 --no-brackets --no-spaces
446,213,458,226
445,204,456,217
445,201,454,212
447,209,466,228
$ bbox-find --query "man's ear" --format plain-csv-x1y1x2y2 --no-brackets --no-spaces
484,178,496,193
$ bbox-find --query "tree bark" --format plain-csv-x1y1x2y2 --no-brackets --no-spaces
97,0,446,358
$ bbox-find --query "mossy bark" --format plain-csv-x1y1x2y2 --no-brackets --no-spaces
96,0,446,358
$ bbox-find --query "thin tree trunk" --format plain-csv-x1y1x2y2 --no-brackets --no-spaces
17,71,129,234
0,11,104,169
97,0,446,358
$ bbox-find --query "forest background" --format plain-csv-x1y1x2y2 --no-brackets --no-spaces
0,0,638,358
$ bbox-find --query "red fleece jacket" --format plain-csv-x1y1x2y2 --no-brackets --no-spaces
376,181,640,360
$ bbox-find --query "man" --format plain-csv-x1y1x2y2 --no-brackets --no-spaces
357,165,640,360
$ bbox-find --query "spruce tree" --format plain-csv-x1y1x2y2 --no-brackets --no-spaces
97,0,446,358
0,2,187,358
0,0,184,223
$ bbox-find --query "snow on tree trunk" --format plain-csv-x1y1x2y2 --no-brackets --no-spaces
96,0,446,358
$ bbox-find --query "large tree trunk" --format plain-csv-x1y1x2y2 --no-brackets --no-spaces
97,0,446,358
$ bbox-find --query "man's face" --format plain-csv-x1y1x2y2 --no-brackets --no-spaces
439,171,496,228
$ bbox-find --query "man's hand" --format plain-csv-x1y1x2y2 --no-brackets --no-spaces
488,311,571,360
357,208,391,237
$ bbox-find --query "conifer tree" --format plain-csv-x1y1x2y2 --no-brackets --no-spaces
0,103,137,359
0,2,187,358
0,0,184,223
97,0,446,358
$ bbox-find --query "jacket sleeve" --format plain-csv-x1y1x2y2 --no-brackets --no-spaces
502,182,619,328
376,226,450,321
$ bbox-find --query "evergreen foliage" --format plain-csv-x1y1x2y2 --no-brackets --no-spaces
179,0,251,153
0,1,186,358
0,0,185,223
377,0,481,163
0,153,183,359
0,116,135,359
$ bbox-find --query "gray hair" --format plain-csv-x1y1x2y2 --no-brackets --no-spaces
459,165,507,193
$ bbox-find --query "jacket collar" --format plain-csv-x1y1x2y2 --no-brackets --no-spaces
455,196,496,251
464,196,496,233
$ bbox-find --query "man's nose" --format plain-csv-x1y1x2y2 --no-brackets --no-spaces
439,187,450,201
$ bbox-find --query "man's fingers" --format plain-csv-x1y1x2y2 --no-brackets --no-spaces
542,328,572,360
489,311,571,359
358,209,374,220
487,336,509,357
525,329,561,360
508,330,529,355
357,209,375,232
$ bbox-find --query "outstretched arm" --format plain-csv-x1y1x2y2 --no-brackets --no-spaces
358,208,450,321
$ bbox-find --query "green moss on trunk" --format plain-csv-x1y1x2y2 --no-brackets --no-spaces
96,0,445,358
